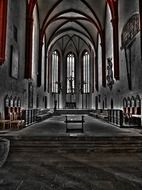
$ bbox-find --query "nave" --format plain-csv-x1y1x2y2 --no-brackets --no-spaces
1,0,142,189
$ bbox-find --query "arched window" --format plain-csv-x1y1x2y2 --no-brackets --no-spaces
32,5,39,79
67,53,75,93
41,35,46,87
52,51,59,93
83,51,90,93
98,35,102,88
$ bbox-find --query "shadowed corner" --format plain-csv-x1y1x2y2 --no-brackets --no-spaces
0,138,10,168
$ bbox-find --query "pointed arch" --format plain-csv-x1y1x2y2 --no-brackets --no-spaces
51,50,60,93
63,36,79,54
41,9,102,40
25,0,39,79
66,52,75,94
81,50,90,93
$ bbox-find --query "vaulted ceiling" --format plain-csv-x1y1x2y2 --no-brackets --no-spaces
34,0,108,50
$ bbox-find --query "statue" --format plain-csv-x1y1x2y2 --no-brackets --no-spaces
106,57,114,90
68,76,74,94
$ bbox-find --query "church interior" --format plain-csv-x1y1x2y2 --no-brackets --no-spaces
0,0,142,189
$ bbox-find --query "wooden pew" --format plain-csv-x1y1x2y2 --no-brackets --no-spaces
0,112,10,130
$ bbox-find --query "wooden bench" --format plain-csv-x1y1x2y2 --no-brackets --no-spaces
9,112,25,129
89,109,101,117
36,109,53,122
10,120,25,129
98,112,108,120
0,112,10,130
89,111,98,117
0,120,10,130
89,109,108,121
123,114,141,127
0,112,24,130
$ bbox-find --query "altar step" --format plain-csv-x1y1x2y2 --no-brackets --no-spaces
54,109,91,115
8,136,142,153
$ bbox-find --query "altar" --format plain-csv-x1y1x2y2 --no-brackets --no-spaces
65,102,76,109
65,115,85,133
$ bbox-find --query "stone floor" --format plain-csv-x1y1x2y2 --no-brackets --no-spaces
0,151,142,190
1,115,142,137
0,115,142,189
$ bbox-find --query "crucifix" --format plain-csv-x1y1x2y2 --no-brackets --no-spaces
69,76,73,94
68,70,74,95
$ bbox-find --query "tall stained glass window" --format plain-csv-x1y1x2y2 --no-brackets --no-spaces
52,51,58,93
83,51,90,93
67,53,75,93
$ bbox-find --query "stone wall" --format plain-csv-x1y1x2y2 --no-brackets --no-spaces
47,35,94,109
0,0,27,113
95,0,142,110
0,0,141,113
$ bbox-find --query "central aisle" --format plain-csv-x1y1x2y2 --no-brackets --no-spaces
2,115,139,137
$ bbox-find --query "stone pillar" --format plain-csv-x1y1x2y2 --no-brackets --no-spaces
112,12,119,80
107,0,119,80
101,30,106,87
139,0,142,60
95,47,99,91
25,16,33,79
37,39,43,87
0,0,8,64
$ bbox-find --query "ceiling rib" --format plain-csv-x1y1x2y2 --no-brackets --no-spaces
50,34,91,52
47,20,96,49
48,27,95,51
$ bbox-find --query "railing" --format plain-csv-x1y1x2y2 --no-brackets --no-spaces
108,110,123,127
22,109,38,126
90,109,123,127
